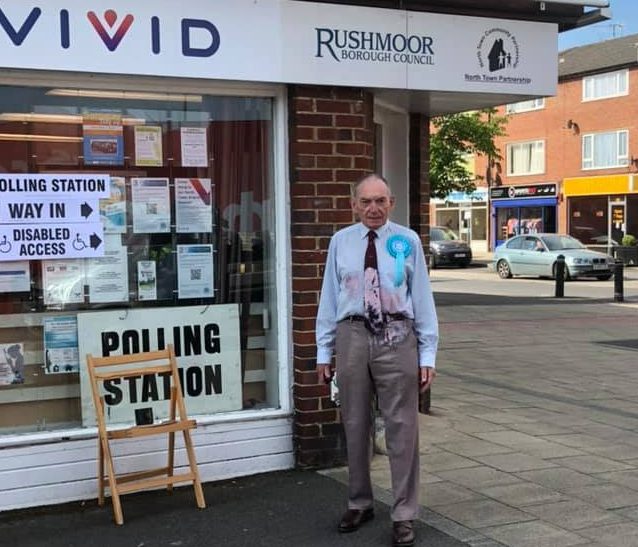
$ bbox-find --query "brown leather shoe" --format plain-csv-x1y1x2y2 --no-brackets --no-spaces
338,508,374,533
392,520,415,546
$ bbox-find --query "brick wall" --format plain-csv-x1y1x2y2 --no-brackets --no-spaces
289,84,375,467
289,87,431,467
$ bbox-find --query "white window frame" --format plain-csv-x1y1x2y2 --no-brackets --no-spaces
581,129,629,170
582,69,629,102
506,140,545,176
506,98,545,114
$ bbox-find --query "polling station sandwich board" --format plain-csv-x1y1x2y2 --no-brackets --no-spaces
77,304,242,426
0,174,108,261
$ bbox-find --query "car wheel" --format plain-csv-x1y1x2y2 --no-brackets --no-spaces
430,254,437,269
552,262,571,281
496,259,512,279
459,261,469,268
596,274,612,281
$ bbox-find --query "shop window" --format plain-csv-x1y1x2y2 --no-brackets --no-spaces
582,69,628,101
582,130,628,170
0,84,279,435
569,196,608,246
506,140,544,176
505,98,545,114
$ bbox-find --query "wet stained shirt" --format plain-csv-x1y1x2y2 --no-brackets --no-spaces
316,221,438,367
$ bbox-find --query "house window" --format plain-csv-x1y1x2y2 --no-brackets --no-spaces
582,130,628,169
506,140,545,176
582,69,628,101
505,98,545,114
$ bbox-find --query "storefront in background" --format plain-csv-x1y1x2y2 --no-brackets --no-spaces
431,189,488,254
0,0,559,511
564,174,638,253
491,183,558,248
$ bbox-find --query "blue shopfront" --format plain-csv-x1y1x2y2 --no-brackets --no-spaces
491,184,558,248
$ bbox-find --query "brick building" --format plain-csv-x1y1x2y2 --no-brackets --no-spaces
0,0,604,511
470,32,638,252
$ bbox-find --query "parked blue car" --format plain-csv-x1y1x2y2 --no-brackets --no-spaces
493,234,614,281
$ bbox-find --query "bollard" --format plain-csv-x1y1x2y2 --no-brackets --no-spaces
555,254,565,298
614,259,624,302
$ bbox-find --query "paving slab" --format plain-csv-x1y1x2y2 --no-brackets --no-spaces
429,499,536,529
481,520,589,547
523,500,627,531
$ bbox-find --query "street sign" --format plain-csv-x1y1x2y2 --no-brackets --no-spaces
0,198,99,224
0,223,105,261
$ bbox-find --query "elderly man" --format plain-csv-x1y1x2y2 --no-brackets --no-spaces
316,173,439,547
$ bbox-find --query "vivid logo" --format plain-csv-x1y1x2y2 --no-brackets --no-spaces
86,10,134,52
0,7,221,57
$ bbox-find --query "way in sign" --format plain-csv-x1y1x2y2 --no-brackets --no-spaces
0,199,97,224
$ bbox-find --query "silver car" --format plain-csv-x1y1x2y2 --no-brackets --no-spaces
493,234,614,281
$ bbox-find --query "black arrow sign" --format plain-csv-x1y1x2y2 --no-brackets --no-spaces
81,202,94,218
90,233,102,249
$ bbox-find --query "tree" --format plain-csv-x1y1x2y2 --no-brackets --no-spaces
429,108,508,199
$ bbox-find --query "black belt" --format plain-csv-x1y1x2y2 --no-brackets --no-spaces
342,313,407,322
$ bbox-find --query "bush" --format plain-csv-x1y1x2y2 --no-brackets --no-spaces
622,234,637,247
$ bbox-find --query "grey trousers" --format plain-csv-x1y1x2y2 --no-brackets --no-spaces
336,319,420,522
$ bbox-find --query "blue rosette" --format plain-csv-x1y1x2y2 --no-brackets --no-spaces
386,235,412,286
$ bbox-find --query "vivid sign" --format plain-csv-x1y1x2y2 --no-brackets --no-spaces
0,1,557,96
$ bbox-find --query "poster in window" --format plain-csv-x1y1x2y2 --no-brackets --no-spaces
86,235,129,304
0,343,25,385
0,261,30,292
134,125,163,167
131,178,171,233
99,176,127,234
180,127,208,167
137,260,157,301
83,112,124,166
42,259,86,306
177,244,214,299
175,178,212,233
43,316,80,375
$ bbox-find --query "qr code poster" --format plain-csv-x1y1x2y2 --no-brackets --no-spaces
0,343,25,386
177,244,213,299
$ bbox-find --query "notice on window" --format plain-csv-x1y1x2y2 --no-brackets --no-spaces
0,261,30,292
134,125,163,167
42,260,86,306
86,236,129,304
43,316,79,375
131,178,171,233
137,260,157,301
0,343,25,385
180,127,208,167
83,112,124,166
99,176,127,234
177,244,214,299
175,178,212,233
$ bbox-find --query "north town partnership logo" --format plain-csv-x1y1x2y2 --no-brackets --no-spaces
477,28,519,72
465,27,531,85
0,7,221,57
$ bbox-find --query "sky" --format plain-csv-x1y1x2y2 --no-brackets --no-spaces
558,0,638,51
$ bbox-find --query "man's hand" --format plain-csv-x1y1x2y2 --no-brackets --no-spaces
420,367,436,393
317,364,334,384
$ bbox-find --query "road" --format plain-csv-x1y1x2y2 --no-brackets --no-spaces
430,262,638,302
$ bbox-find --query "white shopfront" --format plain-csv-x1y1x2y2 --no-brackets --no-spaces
0,0,556,510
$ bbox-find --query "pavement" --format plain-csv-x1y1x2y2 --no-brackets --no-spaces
5,267,638,546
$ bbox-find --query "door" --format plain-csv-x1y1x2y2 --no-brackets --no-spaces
609,200,626,248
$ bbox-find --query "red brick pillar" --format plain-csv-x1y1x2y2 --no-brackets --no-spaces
409,113,432,243
289,84,374,467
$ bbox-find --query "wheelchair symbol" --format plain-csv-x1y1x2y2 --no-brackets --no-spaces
72,233,88,250
0,235,11,253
